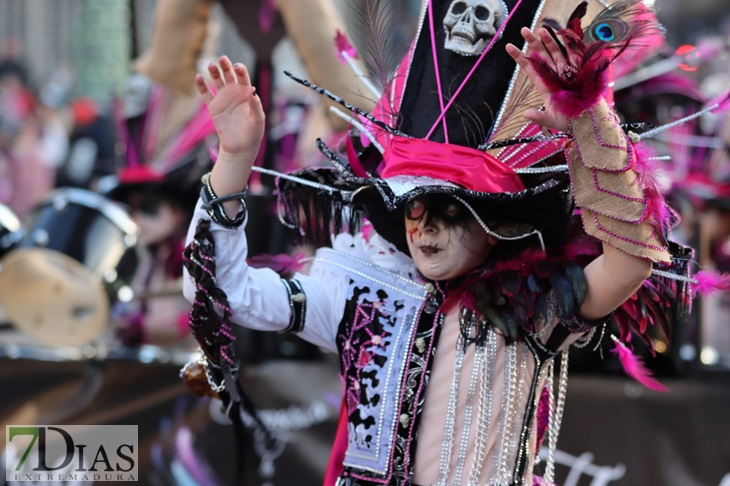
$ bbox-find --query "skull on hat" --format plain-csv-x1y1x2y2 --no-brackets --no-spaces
443,0,506,56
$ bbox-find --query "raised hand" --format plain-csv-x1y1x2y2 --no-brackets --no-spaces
197,56,265,206
506,27,571,133
196,56,265,162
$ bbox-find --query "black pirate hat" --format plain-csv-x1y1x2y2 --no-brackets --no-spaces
273,0,616,255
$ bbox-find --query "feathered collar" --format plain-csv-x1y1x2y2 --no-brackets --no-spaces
437,242,597,344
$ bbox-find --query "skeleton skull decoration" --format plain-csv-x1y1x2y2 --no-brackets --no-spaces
443,0,506,56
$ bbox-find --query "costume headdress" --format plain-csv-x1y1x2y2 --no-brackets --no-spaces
278,0,586,254
102,76,215,216
274,0,672,263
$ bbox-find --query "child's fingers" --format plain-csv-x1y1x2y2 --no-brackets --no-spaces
506,42,550,97
246,86,265,123
505,43,528,68
523,107,543,122
538,28,565,66
219,56,237,85
195,74,214,105
521,27,545,57
233,63,251,87
207,62,225,91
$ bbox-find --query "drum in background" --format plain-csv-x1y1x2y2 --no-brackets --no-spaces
0,188,139,347
0,203,23,258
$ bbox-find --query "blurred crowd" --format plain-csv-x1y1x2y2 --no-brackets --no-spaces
0,0,379,357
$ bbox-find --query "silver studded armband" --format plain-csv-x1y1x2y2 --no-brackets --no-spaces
200,172,248,229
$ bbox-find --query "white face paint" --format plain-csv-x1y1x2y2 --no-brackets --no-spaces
443,0,506,56
404,196,494,281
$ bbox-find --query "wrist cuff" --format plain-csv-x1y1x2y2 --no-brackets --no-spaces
200,172,248,229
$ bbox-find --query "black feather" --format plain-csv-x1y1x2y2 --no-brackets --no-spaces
349,0,409,94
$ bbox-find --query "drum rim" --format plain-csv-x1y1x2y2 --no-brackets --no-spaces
43,187,138,236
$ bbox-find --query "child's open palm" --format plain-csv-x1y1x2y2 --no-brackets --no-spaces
196,56,265,161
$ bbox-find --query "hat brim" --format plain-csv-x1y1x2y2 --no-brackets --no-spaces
351,172,573,255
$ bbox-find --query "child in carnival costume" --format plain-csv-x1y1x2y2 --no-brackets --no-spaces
182,0,725,484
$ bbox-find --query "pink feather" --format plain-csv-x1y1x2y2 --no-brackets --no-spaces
247,252,308,277
708,90,730,113
632,142,672,230
335,29,358,64
611,338,668,392
632,142,663,189
644,187,671,231
691,270,730,297
528,49,612,118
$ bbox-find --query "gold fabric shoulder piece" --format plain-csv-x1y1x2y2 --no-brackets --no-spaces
567,99,671,263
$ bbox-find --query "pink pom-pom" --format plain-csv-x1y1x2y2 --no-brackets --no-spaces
691,270,730,298
611,338,668,392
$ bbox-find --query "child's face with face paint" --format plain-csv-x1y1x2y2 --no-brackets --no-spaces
404,194,494,281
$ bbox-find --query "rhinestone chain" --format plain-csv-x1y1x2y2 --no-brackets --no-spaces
436,334,466,485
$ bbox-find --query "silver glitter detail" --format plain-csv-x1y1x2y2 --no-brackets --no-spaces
593,324,607,353
515,165,569,174
468,328,497,483
544,361,556,482
384,175,458,197
509,345,530,483
572,326,597,349
496,343,518,482
340,51,381,98
186,247,218,285
651,268,698,285
639,102,724,141
436,334,466,485
313,249,427,300
276,196,299,229
452,195,546,251
453,335,486,484
545,351,569,483
498,122,531,160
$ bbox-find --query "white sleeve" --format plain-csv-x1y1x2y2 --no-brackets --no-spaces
183,199,344,353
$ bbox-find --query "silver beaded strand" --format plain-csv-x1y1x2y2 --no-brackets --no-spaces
436,334,467,485
545,351,569,483
453,341,486,484
496,344,519,482
467,328,498,484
